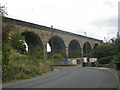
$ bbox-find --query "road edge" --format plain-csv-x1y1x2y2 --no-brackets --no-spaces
2,68,59,88
87,67,120,90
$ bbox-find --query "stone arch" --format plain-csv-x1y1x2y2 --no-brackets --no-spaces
21,31,43,57
83,42,92,57
68,40,81,58
47,36,66,58
94,43,99,49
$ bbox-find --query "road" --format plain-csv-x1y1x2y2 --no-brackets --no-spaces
3,66,119,88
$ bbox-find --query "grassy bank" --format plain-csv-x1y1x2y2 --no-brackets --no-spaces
2,31,53,82
2,49,53,82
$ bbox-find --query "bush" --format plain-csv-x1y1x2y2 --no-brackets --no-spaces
2,25,53,82
2,43,11,65
109,59,116,69
11,32,26,54
2,24,15,43
3,55,53,82
117,53,120,62
2,43,12,82
31,46,43,59
53,53,63,59
0,52,2,64
89,44,116,59
3,47,53,82
98,56,113,64
52,54,64,65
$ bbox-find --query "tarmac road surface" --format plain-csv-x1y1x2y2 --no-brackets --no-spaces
2,66,119,88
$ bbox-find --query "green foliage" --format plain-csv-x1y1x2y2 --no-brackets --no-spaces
2,43,12,82
89,44,116,59
97,56,113,64
52,53,64,65
115,36,120,62
88,36,120,68
109,58,117,69
53,53,63,60
2,43,11,65
98,55,118,69
3,50,53,82
2,24,18,81
11,32,26,54
2,24,17,43
118,53,120,61
47,52,52,59
0,52,2,64
31,46,43,59
69,50,81,58
2,24,53,82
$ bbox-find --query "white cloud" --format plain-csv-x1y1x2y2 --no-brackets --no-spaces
1,0,119,40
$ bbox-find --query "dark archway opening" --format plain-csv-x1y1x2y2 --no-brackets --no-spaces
94,43,99,49
68,40,81,58
47,36,66,58
22,32,43,58
83,42,92,57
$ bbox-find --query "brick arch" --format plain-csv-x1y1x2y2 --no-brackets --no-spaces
68,39,81,58
47,35,66,57
21,31,44,56
94,43,99,49
83,41,92,57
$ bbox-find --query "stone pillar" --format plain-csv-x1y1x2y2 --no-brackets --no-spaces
81,47,83,57
43,44,47,59
81,43,84,57
66,46,69,59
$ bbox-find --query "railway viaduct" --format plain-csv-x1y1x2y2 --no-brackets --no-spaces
3,17,103,59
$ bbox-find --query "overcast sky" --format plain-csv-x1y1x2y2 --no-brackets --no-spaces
1,0,119,41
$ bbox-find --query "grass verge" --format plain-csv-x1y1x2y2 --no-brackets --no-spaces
2,50,53,82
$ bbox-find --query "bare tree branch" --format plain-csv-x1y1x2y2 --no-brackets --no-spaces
0,4,8,16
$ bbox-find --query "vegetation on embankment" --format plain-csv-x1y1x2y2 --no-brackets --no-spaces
2,42,53,82
88,33,120,69
2,24,53,82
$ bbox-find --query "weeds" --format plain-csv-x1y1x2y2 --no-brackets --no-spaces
3,47,53,82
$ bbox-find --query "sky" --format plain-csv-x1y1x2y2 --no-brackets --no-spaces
1,0,119,42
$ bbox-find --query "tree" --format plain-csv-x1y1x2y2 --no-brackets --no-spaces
0,4,8,16
11,32,26,54
115,32,120,62
2,24,16,43
89,44,116,59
